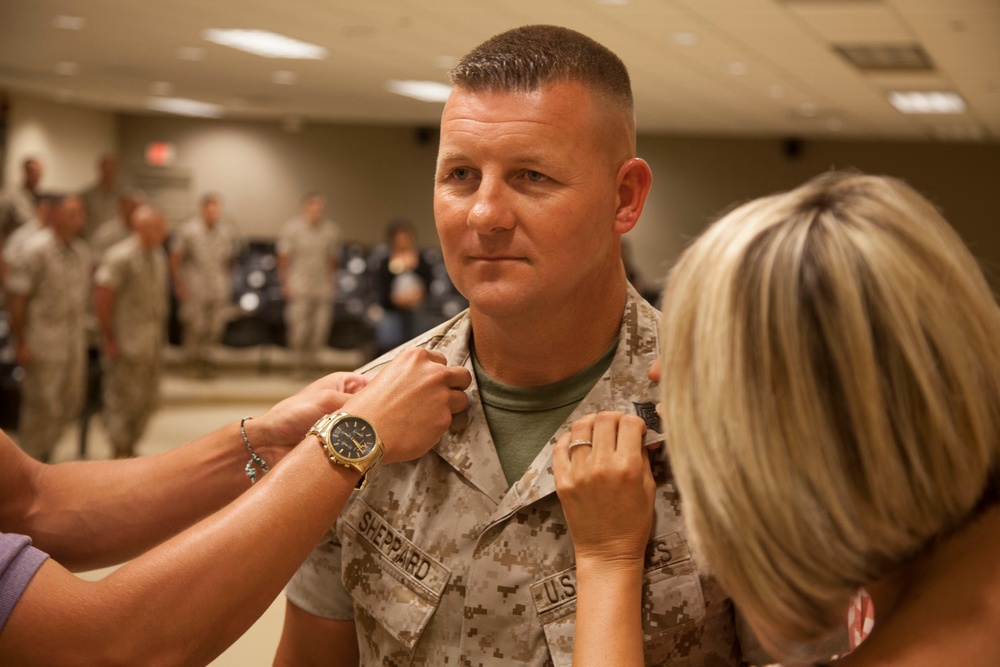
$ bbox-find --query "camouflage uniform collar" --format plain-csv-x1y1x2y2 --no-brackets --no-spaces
425,284,661,508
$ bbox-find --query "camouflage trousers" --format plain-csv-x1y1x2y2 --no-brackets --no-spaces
285,295,333,366
180,295,230,363
18,355,86,461
101,356,162,457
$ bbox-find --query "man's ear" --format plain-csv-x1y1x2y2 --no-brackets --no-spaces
613,158,653,234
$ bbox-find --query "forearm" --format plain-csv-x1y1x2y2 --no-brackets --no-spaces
168,253,185,295
277,254,290,291
23,421,278,570
572,558,645,667
109,440,357,665
4,438,359,666
8,293,26,344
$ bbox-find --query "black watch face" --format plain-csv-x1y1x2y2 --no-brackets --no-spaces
330,417,377,461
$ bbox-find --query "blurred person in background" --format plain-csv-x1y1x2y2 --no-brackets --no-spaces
0,157,44,292
1,196,51,280
0,157,43,240
276,192,341,376
89,190,144,260
93,204,170,459
6,194,90,462
79,154,122,242
372,218,434,355
169,193,241,378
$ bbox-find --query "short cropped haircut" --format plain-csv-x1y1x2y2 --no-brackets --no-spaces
659,172,1000,658
450,25,633,116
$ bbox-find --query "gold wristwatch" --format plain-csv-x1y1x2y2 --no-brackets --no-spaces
307,412,384,490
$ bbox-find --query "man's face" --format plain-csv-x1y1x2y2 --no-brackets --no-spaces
137,213,168,248
100,157,118,185
202,200,220,225
24,160,42,190
434,81,626,320
53,197,85,239
303,196,325,224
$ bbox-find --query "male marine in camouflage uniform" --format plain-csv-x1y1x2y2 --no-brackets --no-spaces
79,154,122,242
7,195,90,462
168,193,240,377
94,205,169,458
90,190,143,260
0,158,44,296
0,157,43,245
278,26,764,667
276,193,341,375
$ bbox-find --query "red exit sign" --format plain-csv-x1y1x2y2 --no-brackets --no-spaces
145,142,176,166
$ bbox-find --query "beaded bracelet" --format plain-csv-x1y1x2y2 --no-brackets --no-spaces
241,416,270,484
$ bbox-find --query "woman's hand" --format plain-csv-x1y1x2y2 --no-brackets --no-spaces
554,411,656,667
553,411,656,566
251,371,371,459
341,348,471,463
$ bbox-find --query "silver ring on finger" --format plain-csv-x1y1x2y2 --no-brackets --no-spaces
568,439,593,451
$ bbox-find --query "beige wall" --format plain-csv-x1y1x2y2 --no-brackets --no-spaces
2,95,118,193
117,114,440,246
632,135,1000,290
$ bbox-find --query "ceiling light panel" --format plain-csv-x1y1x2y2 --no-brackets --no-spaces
146,96,224,118
202,29,328,59
887,91,967,114
385,80,452,103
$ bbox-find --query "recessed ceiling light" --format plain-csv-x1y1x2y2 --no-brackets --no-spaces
53,15,85,30
799,102,818,117
768,84,786,99
671,32,699,46
826,117,844,132
56,61,79,76
385,80,453,103
203,29,327,59
178,46,205,61
272,70,298,85
596,0,631,5
888,90,966,114
146,96,224,118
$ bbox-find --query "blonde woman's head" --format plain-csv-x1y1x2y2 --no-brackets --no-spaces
660,172,1000,658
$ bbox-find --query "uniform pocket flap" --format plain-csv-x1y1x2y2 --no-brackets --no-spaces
340,500,451,649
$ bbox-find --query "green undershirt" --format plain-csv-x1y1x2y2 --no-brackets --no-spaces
472,337,619,487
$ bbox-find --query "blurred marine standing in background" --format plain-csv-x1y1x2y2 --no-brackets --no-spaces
93,205,170,458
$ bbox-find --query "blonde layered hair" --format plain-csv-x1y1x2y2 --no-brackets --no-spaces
660,172,1000,657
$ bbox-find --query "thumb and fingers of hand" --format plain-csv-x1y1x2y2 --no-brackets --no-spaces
555,413,655,564
345,347,471,463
